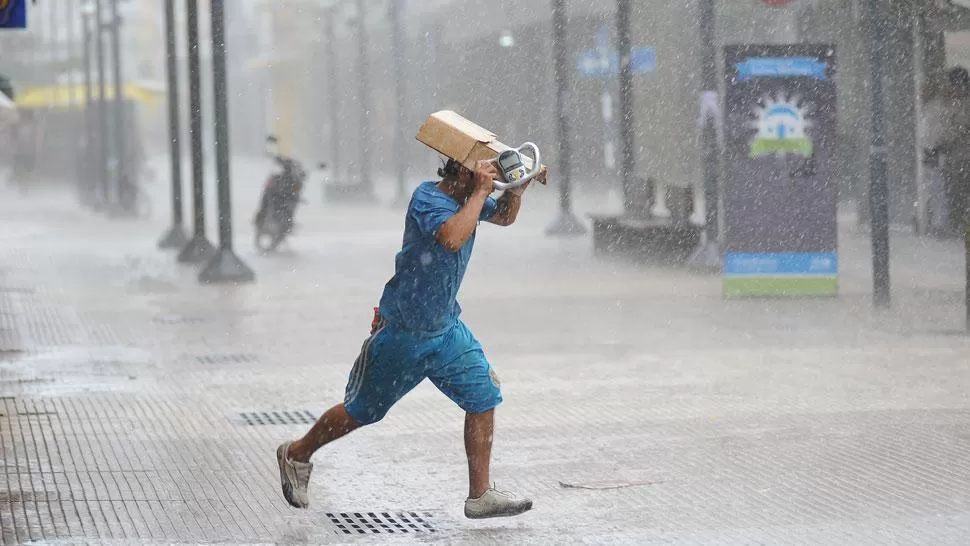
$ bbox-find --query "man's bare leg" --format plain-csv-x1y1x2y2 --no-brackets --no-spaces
465,410,494,498
462,409,533,518
288,403,362,463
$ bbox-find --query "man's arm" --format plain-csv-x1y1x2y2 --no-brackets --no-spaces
435,161,498,252
488,166,546,227
488,191,523,227
436,192,490,252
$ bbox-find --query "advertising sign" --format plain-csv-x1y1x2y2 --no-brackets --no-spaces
723,45,838,297
0,0,27,30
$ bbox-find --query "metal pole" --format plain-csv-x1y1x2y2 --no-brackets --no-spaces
615,0,636,216
355,0,374,200
199,0,255,284
913,12,928,237
46,0,59,181
868,0,891,308
67,0,82,204
81,5,95,207
966,220,970,331
108,0,128,216
700,0,719,242
158,0,188,249
390,0,409,207
546,0,585,236
68,0,77,107
177,0,216,263
325,7,341,191
94,0,110,208
50,0,60,103
687,0,722,270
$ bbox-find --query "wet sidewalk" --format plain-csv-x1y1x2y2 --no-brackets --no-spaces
1,170,969,545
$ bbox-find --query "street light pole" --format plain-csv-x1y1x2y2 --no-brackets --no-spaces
158,0,188,249
199,0,255,284
325,6,341,193
81,2,96,207
390,0,409,207
355,0,374,201
67,0,77,108
177,0,216,264
546,0,586,237
867,0,891,308
49,0,60,110
687,0,722,271
108,0,129,216
66,0,83,204
966,212,970,331
615,0,636,217
94,0,111,209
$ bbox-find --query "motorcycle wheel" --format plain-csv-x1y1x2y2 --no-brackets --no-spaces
255,221,286,253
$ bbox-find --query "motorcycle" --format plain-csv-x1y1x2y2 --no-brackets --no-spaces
254,151,309,253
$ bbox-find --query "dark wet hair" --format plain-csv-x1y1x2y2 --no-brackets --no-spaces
437,158,463,179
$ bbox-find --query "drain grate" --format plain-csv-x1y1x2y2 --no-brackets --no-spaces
153,315,206,325
195,353,258,365
0,286,35,294
325,512,436,535
238,410,317,426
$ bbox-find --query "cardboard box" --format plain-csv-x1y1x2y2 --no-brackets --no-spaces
416,110,546,184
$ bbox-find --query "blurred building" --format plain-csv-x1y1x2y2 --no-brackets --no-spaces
2,0,951,231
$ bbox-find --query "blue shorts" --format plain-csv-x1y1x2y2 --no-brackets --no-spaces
343,319,503,425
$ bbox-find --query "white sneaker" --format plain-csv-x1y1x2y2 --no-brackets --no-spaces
464,486,533,519
277,442,313,508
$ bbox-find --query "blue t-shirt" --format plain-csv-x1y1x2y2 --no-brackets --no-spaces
378,181,498,336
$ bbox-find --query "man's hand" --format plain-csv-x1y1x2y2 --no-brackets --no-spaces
474,160,498,196
537,165,548,184
489,167,543,226
504,166,545,197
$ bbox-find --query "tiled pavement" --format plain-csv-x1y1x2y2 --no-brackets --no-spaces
0,161,969,544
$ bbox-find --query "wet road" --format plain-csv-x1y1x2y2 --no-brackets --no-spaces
1,160,969,544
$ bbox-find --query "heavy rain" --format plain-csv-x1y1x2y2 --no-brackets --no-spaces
0,0,969,543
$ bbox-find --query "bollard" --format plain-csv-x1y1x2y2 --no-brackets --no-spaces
158,0,188,249
198,0,255,284
177,0,216,264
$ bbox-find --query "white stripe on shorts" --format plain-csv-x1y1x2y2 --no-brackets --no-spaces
345,323,385,405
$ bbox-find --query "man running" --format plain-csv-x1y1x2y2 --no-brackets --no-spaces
277,158,541,519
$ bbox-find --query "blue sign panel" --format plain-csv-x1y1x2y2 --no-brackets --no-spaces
735,57,828,81
0,0,27,30
629,47,656,73
576,50,616,78
576,47,655,78
725,252,838,276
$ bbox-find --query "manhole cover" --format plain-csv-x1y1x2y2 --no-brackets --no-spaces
196,353,258,365
238,410,317,426
325,512,436,535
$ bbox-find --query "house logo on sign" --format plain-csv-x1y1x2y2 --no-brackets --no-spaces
748,92,813,158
